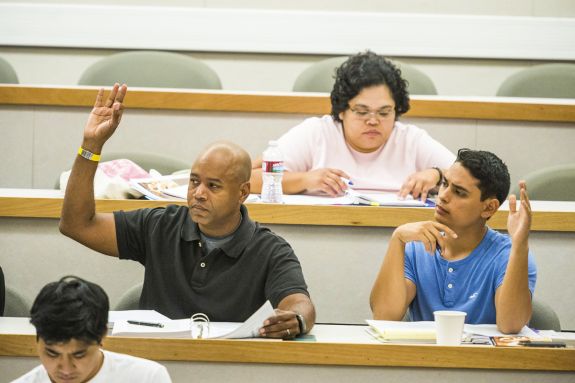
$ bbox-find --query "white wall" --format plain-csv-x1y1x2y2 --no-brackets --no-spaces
1,0,574,17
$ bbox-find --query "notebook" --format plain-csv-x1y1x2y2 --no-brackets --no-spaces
111,300,274,339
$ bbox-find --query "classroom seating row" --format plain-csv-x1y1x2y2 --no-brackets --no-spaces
1,53,575,98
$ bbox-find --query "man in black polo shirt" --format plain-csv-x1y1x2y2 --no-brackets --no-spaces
59,84,315,339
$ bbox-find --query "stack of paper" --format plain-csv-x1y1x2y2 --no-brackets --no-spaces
366,320,544,345
366,320,436,343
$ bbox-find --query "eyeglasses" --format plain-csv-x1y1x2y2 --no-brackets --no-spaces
349,106,395,121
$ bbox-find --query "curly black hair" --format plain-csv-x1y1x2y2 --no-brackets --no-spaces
30,276,109,345
455,149,510,205
330,51,410,122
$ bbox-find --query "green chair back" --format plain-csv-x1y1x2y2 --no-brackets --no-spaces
0,57,19,84
101,152,190,176
496,64,575,99
79,51,222,89
4,286,31,317
511,164,575,201
113,283,143,311
529,298,561,331
293,56,437,95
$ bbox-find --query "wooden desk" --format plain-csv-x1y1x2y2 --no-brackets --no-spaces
0,189,574,232
1,85,574,122
1,318,573,383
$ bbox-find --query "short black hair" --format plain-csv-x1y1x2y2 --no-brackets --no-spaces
30,276,109,345
330,51,410,122
455,149,510,205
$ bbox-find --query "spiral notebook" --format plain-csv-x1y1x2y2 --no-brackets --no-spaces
111,300,274,339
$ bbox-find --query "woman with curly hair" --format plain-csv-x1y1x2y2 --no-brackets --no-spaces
251,51,455,201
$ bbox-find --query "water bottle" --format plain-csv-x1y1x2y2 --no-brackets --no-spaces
261,140,284,203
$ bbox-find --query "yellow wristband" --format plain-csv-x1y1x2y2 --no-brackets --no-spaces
78,147,101,162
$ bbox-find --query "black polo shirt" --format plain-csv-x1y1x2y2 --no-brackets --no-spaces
114,204,309,320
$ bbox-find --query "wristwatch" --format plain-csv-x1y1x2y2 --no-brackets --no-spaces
295,313,307,335
432,166,443,187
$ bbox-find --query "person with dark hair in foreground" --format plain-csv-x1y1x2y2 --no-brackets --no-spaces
59,84,315,340
370,149,537,333
250,51,454,201
12,276,171,383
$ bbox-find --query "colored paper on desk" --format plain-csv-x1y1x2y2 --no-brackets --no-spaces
366,320,436,343
129,174,189,200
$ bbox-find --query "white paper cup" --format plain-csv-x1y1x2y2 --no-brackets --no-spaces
434,310,467,346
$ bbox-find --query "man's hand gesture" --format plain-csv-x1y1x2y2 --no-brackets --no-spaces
507,180,532,245
83,83,127,152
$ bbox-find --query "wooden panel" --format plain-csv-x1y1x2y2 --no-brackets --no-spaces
1,196,574,232
1,85,574,123
0,334,573,371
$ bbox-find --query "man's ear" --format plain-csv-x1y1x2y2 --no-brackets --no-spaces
481,197,500,219
239,181,250,203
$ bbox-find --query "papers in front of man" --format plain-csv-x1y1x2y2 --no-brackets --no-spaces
366,320,437,343
277,192,432,207
111,300,274,339
129,174,189,200
107,310,170,329
366,320,543,345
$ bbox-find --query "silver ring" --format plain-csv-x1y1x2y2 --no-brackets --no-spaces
286,328,291,336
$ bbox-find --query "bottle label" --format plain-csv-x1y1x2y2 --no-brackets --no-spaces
262,161,283,173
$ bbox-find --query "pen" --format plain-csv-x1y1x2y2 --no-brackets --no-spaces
340,177,354,187
127,320,164,328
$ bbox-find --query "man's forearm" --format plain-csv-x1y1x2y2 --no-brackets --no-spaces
59,148,100,236
278,293,316,333
496,242,532,333
370,236,409,320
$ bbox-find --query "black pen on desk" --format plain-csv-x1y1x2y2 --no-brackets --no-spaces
127,320,164,328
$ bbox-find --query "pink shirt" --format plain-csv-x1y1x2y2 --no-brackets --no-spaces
277,115,456,191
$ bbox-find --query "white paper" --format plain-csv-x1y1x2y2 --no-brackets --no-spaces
111,301,275,339
112,318,191,338
275,192,429,207
210,300,274,339
108,310,170,324
161,184,188,200
129,174,189,200
464,324,543,338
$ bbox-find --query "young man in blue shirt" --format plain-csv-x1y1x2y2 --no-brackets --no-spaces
370,149,536,333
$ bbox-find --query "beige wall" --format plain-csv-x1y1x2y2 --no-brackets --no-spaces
1,0,574,17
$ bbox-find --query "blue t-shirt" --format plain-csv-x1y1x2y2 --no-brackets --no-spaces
404,227,537,324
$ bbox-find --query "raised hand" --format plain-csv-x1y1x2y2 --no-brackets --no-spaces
303,168,351,196
83,83,127,152
507,180,532,245
398,168,442,202
393,221,457,255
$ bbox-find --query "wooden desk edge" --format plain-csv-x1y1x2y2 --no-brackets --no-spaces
0,334,573,371
1,85,574,123
0,196,574,232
